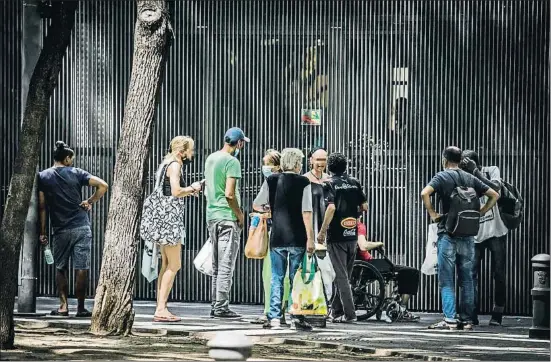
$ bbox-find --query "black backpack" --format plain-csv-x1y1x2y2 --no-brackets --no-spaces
446,170,481,237
497,179,524,230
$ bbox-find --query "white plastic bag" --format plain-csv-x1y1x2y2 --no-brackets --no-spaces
421,224,439,275
194,239,213,276
317,253,336,299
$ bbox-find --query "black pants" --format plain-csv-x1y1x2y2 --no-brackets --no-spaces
328,241,357,320
367,259,420,296
473,236,507,320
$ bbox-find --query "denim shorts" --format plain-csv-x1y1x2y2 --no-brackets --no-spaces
52,226,92,270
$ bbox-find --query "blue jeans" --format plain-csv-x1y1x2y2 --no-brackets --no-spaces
437,233,475,323
268,247,305,321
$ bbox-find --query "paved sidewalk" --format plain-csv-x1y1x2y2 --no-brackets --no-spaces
13,297,550,361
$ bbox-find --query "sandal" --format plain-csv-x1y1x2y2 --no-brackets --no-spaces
50,309,69,317
153,314,182,323
75,309,92,318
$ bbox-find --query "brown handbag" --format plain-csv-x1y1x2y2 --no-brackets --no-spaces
245,214,269,259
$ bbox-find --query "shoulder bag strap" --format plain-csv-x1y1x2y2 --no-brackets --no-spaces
156,161,178,189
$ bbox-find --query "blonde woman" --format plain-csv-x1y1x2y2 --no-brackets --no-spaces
154,136,202,322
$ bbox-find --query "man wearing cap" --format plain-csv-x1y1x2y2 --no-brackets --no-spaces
204,127,250,318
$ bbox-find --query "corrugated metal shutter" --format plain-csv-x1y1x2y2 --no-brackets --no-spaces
1,0,549,315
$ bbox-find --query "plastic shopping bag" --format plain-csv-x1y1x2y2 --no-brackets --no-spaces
194,239,213,276
245,213,269,259
141,239,159,283
289,255,328,316
421,223,438,275
316,252,335,298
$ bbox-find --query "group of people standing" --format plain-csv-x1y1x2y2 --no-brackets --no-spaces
36,129,510,333
151,127,419,329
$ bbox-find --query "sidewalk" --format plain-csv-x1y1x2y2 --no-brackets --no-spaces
12,297,550,361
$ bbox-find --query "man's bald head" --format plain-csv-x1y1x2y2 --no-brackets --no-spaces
309,147,328,173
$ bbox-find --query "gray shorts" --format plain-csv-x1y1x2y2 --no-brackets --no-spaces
53,226,92,270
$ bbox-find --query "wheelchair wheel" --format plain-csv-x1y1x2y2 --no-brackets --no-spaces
351,261,385,321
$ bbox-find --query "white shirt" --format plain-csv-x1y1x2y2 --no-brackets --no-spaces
476,166,508,243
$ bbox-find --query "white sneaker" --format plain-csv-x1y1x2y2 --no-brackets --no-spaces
263,318,282,330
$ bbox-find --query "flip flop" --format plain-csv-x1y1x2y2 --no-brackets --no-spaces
153,315,182,323
50,309,69,317
75,310,92,318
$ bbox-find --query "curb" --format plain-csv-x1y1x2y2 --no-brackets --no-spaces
273,337,452,361
14,318,453,361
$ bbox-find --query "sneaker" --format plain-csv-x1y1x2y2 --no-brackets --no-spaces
291,319,313,331
462,322,473,331
250,315,267,324
472,318,480,326
331,315,357,324
400,311,420,322
213,310,241,319
263,319,282,330
489,313,503,326
327,311,344,322
429,320,458,330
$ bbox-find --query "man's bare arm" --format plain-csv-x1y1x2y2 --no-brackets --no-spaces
225,177,244,226
480,188,500,215
421,185,440,222
302,211,315,253
87,176,109,204
319,203,336,235
473,169,501,192
39,191,47,236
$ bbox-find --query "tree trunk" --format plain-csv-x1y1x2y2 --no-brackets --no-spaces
90,0,172,336
0,1,78,349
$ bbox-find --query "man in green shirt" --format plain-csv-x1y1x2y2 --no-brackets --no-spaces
204,127,249,318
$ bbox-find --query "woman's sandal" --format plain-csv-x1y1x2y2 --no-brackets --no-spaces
153,314,182,323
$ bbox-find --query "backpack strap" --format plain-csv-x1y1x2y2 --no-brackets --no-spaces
447,169,465,189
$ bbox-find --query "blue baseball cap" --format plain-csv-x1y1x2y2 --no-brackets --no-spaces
224,127,250,144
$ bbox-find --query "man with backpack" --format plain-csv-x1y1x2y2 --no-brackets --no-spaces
460,150,516,326
421,146,500,330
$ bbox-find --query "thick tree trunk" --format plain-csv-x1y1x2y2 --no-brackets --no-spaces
0,1,78,349
90,0,172,336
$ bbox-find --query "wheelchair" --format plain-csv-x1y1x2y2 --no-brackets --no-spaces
350,248,409,323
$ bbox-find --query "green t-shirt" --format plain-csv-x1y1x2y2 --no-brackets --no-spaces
204,151,242,222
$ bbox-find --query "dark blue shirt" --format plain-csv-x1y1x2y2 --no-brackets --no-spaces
428,168,489,234
38,166,92,233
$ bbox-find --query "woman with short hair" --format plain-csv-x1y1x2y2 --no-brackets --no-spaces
251,149,291,325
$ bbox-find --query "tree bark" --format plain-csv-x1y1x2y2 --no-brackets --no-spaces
0,1,78,349
90,0,172,336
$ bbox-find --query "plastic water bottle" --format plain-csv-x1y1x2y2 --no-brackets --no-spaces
44,245,54,265
248,215,261,238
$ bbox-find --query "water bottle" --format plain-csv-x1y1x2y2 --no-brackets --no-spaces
44,245,54,265
248,215,261,238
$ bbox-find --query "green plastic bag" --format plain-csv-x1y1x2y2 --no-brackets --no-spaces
289,255,328,316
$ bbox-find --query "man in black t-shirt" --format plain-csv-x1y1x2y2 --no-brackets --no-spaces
318,152,368,323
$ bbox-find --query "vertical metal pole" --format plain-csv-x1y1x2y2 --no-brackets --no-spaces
17,0,42,314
